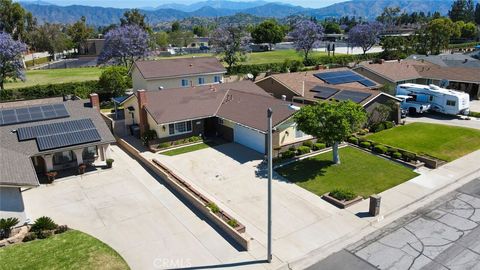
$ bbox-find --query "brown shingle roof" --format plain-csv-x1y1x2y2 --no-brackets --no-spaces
415,65,480,83
356,60,429,82
134,57,226,80
141,81,295,132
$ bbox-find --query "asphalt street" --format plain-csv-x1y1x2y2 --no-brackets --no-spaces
309,178,480,270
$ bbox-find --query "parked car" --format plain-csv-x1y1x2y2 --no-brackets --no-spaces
396,95,431,115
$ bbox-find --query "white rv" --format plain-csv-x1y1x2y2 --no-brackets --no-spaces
396,83,470,115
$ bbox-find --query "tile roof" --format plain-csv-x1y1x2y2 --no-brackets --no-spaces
133,57,226,80
141,81,295,132
0,99,115,187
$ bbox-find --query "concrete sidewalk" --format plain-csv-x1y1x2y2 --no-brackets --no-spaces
284,149,480,270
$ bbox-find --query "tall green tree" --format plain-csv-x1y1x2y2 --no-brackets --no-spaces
120,9,150,32
322,21,342,34
251,19,285,50
193,25,209,37
426,18,460,54
171,21,181,32
98,66,131,98
168,31,194,47
30,23,73,57
67,16,94,53
294,101,367,164
152,31,169,48
376,7,401,26
210,26,247,73
449,0,475,22
475,3,480,24
0,0,35,41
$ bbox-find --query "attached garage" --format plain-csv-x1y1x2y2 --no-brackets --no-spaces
233,124,266,154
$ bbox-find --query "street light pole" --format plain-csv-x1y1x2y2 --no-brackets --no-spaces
267,108,273,263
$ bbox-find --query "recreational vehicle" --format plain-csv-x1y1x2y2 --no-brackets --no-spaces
396,83,470,115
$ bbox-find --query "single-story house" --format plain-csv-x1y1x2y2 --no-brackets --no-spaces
255,69,402,123
353,60,480,100
0,94,115,223
187,37,209,49
121,81,311,154
131,57,227,91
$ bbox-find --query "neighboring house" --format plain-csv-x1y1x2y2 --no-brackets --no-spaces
255,69,402,123
354,60,480,100
131,57,226,91
78,38,105,56
407,54,480,68
0,94,115,223
187,37,209,49
121,81,310,154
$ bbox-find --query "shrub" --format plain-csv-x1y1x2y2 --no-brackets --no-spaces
387,148,398,156
98,66,132,98
384,121,394,129
141,130,158,146
469,111,480,118
373,145,388,154
329,189,357,201
402,152,416,162
0,80,99,102
313,143,326,151
31,216,57,232
36,230,54,239
358,137,368,143
157,142,171,149
0,217,19,239
296,146,311,155
188,136,202,142
54,225,69,234
392,152,402,159
288,146,296,152
206,202,220,213
348,136,359,145
360,141,371,148
282,150,295,159
302,140,314,148
227,219,238,228
106,158,114,168
22,232,37,242
372,123,385,133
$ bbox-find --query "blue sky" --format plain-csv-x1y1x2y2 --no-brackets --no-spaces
22,0,348,8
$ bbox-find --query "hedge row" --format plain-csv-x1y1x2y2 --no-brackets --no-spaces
229,52,382,75
447,42,479,49
348,135,417,162
0,80,99,102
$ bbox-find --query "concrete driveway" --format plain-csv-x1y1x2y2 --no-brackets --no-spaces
23,145,258,270
406,113,480,130
154,143,368,264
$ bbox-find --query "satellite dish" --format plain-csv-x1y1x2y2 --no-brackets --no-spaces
246,73,254,80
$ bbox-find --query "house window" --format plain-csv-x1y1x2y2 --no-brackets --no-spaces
181,79,189,87
198,77,205,85
446,100,456,106
214,75,221,83
168,121,192,135
53,151,76,165
295,126,305,138
82,146,97,160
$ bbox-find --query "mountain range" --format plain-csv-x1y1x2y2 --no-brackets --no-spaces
19,0,477,26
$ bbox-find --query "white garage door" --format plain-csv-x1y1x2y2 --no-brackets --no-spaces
234,124,266,154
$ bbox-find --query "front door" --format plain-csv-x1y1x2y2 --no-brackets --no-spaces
204,117,217,138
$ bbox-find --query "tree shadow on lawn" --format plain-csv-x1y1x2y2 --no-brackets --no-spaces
275,159,334,184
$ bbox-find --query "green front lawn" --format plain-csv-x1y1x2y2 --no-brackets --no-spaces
277,147,418,198
365,123,480,161
242,50,329,65
0,230,129,270
4,67,102,89
160,142,219,156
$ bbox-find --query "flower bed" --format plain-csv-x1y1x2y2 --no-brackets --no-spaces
322,190,363,209
149,136,203,152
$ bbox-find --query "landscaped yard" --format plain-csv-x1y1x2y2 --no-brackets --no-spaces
0,230,129,270
4,67,102,89
160,141,220,156
365,123,480,162
276,147,418,198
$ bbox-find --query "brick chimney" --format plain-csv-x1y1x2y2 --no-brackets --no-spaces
137,89,149,135
89,93,100,111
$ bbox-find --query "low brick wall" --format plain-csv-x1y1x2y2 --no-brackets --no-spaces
115,137,249,251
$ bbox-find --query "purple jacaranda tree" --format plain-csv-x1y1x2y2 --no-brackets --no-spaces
289,20,324,65
348,22,384,55
98,25,149,68
210,26,248,73
0,32,27,90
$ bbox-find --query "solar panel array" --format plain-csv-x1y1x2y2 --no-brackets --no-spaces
0,103,69,126
17,118,101,151
331,90,372,103
310,86,339,99
314,70,377,87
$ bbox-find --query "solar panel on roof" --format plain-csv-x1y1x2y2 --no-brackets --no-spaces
313,70,377,87
310,86,339,99
16,118,101,151
0,103,70,126
331,90,372,103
